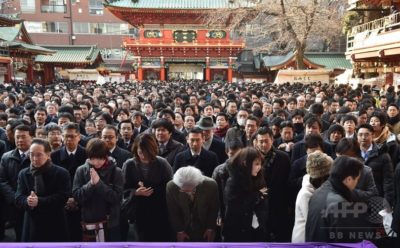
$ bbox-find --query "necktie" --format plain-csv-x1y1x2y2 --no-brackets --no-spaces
363,152,368,161
21,153,26,160
192,154,199,160
159,143,166,154
69,153,74,160
125,142,130,148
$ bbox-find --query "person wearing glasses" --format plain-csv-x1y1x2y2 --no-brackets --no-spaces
15,138,70,241
101,125,132,169
51,123,87,241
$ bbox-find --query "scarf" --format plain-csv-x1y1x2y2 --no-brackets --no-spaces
329,176,354,202
373,126,390,145
30,160,52,195
214,125,229,138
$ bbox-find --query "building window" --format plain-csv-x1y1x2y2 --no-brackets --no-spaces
73,22,90,34
41,0,67,13
20,0,36,13
24,21,68,33
89,0,103,15
89,23,104,34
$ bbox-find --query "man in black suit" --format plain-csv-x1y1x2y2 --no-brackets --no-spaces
101,124,132,168
51,123,87,241
196,116,227,164
173,127,218,177
116,120,136,152
0,124,32,241
291,116,334,162
254,127,291,242
152,118,185,167
159,109,187,145
132,111,148,134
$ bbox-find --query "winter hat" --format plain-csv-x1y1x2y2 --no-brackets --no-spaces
306,151,333,179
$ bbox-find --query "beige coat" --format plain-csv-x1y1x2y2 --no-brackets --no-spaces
166,177,219,241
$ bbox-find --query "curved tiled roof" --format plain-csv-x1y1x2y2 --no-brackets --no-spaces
35,45,102,64
105,0,249,9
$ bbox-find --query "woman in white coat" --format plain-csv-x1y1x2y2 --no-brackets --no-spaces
291,151,333,242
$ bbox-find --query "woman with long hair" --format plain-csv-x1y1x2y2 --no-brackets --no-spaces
223,147,268,242
121,133,173,241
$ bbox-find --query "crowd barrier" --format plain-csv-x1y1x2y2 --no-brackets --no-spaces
0,240,376,248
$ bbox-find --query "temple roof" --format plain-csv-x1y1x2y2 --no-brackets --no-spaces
261,51,352,70
105,0,248,9
35,45,103,64
7,41,55,55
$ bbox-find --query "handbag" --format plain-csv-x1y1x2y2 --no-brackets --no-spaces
121,193,137,221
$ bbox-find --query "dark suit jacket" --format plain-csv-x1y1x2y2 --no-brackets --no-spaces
0,139,6,159
172,129,187,145
111,146,132,168
173,148,219,177
136,124,148,135
159,139,185,168
116,137,135,152
51,145,87,183
208,137,227,164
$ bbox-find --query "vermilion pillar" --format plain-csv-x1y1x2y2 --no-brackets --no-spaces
137,57,143,81
228,57,234,83
228,67,233,82
160,68,165,81
205,57,210,82
160,56,165,81
205,68,211,82
137,67,143,81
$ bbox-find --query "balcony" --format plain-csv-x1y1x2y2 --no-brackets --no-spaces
347,12,400,51
41,4,67,13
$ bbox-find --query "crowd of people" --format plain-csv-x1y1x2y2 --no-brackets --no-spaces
0,79,399,245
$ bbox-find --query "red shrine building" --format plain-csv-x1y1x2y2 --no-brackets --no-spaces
105,0,245,82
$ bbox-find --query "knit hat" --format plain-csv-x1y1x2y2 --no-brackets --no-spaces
306,151,333,179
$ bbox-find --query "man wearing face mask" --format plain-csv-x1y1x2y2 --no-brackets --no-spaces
290,110,305,140
225,109,249,148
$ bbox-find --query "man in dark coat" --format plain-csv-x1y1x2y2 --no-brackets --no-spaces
254,127,291,242
0,124,32,241
196,116,227,164
159,109,187,145
306,156,373,242
101,125,132,168
51,123,87,241
291,117,334,162
116,120,136,152
15,139,70,242
132,111,148,135
357,124,394,205
152,118,184,167
173,128,219,177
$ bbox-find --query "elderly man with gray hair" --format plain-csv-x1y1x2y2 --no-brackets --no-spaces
166,166,219,242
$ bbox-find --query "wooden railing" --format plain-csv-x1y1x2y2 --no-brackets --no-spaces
347,12,400,49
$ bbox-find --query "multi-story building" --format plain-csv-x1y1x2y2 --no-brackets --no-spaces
346,0,400,86
3,0,135,69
